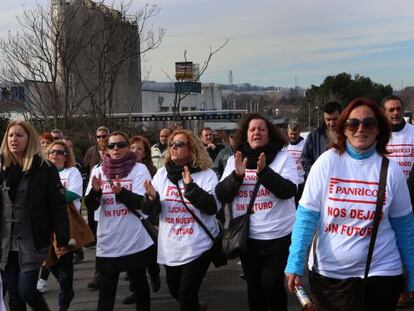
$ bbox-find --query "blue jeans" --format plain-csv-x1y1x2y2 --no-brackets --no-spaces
3,251,43,308
49,252,74,308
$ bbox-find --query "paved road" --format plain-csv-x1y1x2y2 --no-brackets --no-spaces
3,248,414,310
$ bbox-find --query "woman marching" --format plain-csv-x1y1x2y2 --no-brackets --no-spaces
215,113,300,311
84,130,154,311
285,98,414,310
46,140,83,310
0,121,69,310
143,129,220,311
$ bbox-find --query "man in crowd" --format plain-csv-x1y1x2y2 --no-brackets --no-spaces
200,127,224,161
301,101,342,179
382,95,414,308
151,128,171,169
286,121,305,205
213,129,237,179
51,128,64,140
383,95,414,178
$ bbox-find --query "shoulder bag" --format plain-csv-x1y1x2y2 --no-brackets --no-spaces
222,181,261,259
308,157,389,311
130,209,158,244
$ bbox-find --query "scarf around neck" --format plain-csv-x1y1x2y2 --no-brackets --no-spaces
165,161,201,184
102,152,137,179
239,142,280,169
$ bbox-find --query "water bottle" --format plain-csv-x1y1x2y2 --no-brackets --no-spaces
294,285,313,310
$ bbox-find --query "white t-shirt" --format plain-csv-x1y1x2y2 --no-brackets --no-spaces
286,139,306,183
85,163,154,257
221,150,300,240
301,149,412,279
0,277,5,311
59,167,83,211
386,122,414,178
152,168,220,266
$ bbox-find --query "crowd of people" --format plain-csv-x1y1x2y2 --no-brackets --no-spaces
0,95,414,311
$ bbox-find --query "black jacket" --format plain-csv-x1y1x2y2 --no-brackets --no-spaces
301,125,328,179
0,155,69,249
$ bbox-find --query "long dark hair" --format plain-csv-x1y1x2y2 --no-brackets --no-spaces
333,97,390,155
235,113,288,151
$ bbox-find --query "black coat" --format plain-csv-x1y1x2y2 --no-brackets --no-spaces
0,154,69,250
300,126,328,179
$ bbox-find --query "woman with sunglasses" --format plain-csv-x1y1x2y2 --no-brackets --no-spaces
39,140,83,310
285,98,414,310
215,113,300,311
85,131,155,311
0,121,69,310
143,129,220,311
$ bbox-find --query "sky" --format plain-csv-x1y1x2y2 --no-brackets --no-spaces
1,0,414,89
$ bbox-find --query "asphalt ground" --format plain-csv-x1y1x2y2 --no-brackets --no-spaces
3,248,414,310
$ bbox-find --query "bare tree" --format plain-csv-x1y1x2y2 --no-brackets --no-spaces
0,0,164,128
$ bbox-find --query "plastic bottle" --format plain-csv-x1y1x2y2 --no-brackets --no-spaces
294,285,313,310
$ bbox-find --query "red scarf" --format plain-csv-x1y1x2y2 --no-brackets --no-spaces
102,152,137,179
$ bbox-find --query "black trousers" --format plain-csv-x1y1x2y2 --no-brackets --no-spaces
164,250,211,311
240,236,290,311
98,267,150,311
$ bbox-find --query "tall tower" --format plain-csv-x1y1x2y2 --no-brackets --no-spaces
228,70,233,89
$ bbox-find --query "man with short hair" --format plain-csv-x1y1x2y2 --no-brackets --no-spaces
200,127,224,161
82,126,109,176
51,128,64,140
151,128,171,169
301,101,342,179
383,95,414,179
286,121,305,204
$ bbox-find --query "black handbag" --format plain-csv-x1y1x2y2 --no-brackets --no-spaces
175,183,227,268
222,181,260,259
309,157,389,311
130,209,158,244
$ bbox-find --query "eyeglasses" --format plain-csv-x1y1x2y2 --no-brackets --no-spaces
345,118,378,132
168,140,188,148
107,141,129,150
48,149,66,156
96,135,108,140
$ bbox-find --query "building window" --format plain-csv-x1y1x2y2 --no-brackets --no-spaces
181,106,188,111
190,107,196,111
160,106,169,112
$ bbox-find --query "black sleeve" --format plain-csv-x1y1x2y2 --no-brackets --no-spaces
142,192,162,216
301,135,314,179
115,188,144,210
215,170,244,203
84,188,102,212
257,166,297,199
47,164,70,247
184,182,217,215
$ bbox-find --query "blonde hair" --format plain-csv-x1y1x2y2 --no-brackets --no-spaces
0,121,41,171
165,130,212,170
47,140,76,168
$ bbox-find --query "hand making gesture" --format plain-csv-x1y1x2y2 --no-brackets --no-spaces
144,180,157,201
182,165,193,184
91,173,102,192
235,151,247,177
110,175,122,194
256,152,266,174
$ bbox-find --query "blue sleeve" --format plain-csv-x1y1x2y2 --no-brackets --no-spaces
285,205,320,276
390,213,414,291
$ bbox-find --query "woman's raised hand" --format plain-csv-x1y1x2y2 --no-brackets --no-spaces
91,173,102,192
182,165,193,184
235,151,247,177
144,180,157,201
256,152,266,174
110,175,122,194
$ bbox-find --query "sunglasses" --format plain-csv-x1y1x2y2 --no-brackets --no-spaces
168,140,188,148
345,118,378,132
107,141,129,150
96,135,108,139
48,149,66,156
